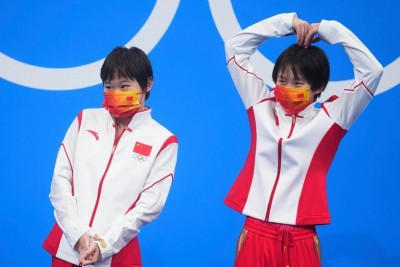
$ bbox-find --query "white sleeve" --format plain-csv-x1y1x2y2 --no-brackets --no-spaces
319,20,383,129
96,141,178,260
49,114,92,249
225,13,295,109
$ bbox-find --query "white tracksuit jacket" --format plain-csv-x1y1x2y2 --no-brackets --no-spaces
43,108,178,266
224,13,383,225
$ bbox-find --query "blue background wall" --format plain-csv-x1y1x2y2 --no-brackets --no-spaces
1,1,399,266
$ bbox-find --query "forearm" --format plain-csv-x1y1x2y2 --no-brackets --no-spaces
49,115,91,248
318,20,383,93
225,13,295,63
319,20,383,129
49,147,92,248
96,177,172,259
96,143,178,260
225,13,295,108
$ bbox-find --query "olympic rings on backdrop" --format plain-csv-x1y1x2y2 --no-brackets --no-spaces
208,0,399,100
0,0,180,90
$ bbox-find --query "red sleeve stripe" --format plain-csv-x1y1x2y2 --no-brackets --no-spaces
141,173,174,193
257,97,276,104
77,110,83,132
61,143,74,196
344,81,373,97
157,135,178,156
227,56,264,81
321,95,339,118
356,81,374,97
322,105,331,118
125,173,174,213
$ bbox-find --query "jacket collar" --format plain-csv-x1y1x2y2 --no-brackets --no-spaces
127,107,152,130
275,101,318,118
106,107,152,131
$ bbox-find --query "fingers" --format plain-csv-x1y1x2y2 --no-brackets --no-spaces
292,17,310,46
303,29,315,47
310,23,321,44
293,18,321,48
84,236,90,250
79,250,95,266
304,23,320,45
79,241,100,266
76,233,91,253
311,36,321,43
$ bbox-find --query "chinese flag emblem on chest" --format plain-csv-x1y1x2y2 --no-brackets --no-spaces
133,142,152,156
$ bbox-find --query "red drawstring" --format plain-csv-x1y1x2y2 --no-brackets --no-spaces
277,229,294,267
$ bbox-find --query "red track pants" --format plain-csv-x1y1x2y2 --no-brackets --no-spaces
234,217,321,267
51,257,79,267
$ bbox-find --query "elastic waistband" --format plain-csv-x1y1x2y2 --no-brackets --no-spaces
244,217,316,241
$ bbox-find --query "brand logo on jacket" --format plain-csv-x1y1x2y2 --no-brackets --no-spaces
87,130,99,140
133,141,153,162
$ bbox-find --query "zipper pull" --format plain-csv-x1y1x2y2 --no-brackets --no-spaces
292,115,296,125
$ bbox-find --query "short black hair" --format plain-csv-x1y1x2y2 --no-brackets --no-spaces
272,44,330,99
100,46,153,100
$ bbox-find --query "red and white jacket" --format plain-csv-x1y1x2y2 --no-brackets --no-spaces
224,13,383,225
43,108,178,266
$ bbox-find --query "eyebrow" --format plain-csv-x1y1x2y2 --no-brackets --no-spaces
278,75,304,81
104,79,131,84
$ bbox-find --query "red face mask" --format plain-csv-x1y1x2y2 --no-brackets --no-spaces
274,85,312,114
103,91,142,119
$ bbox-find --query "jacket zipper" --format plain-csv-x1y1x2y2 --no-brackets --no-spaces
89,127,126,227
265,115,297,221
287,115,296,139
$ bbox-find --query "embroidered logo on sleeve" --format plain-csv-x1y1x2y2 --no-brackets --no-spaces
133,142,152,162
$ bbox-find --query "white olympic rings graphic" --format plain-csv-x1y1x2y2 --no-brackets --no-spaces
133,153,147,162
0,0,180,90
209,0,399,100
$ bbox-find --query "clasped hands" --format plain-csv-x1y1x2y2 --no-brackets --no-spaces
292,15,321,48
75,233,101,266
